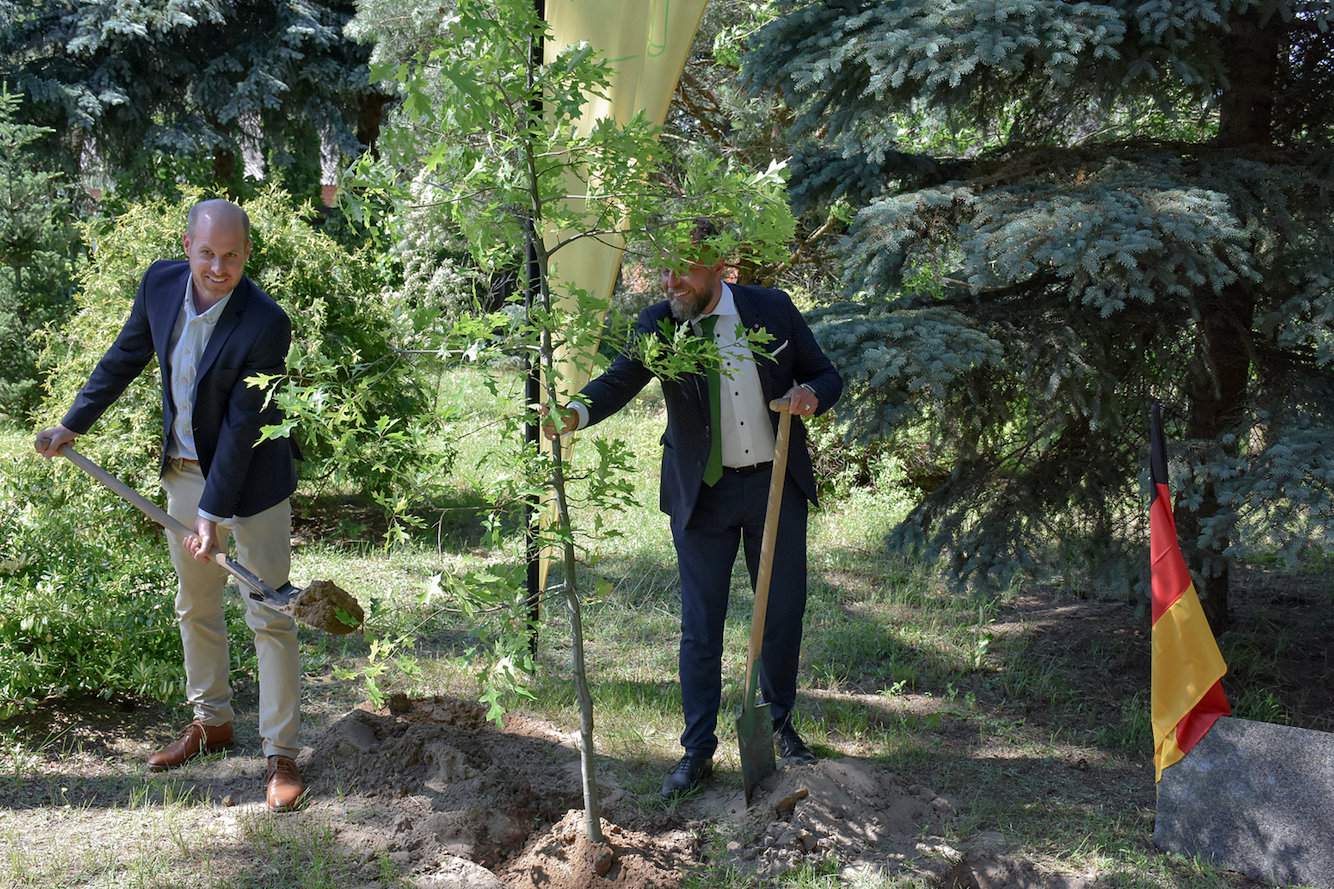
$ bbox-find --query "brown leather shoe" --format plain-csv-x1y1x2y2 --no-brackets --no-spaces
265,755,304,813
147,720,234,771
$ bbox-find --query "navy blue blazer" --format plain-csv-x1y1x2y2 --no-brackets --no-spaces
62,260,299,520
579,284,843,533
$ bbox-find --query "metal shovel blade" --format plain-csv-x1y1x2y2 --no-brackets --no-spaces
737,694,775,804
267,582,299,608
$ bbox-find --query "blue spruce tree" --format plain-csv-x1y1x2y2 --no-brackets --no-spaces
0,0,381,191
744,1,1333,627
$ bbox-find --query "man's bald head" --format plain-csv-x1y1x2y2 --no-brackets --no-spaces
183,199,252,305
187,199,250,239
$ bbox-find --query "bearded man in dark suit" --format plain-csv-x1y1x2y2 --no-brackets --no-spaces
36,199,305,812
546,223,843,797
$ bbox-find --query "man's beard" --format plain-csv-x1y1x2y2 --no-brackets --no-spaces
669,291,708,322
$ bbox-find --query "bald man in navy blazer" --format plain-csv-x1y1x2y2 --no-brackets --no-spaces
37,200,305,812
548,227,842,798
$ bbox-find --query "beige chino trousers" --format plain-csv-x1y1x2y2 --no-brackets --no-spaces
161,461,300,758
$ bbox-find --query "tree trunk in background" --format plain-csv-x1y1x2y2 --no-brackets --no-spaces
357,92,391,157
733,258,759,286
1177,10,1280,631
212,148,236,188
1216,12,1282,149
1178,279,1256,632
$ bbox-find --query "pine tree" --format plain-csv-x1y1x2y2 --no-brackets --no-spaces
744,1,1334,627
0,0,378,192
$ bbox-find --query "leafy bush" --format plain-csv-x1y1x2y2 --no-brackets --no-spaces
0,88,77,421
0,187,448,714
0,451,256,715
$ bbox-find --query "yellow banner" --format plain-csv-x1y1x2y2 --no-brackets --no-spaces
542,0,707,382
539,1,708,591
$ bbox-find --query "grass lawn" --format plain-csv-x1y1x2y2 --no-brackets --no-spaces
1,369,1329,888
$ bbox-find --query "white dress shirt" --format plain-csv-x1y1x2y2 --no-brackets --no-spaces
167,275,232,523
695,283,775,467
571,283,775,466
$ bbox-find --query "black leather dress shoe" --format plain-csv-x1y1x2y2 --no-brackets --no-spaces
660,752,713,798
775,722,817,764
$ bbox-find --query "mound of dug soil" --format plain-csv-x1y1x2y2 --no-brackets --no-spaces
500,811,694,889
298,696,696,888
727,759,945,881
297,696,963,887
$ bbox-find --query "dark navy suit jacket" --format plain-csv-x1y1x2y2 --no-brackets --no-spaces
62,259,298,520
579,284,842,533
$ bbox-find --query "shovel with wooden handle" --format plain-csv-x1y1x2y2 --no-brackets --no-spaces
37,435,363,635
737,396,795,805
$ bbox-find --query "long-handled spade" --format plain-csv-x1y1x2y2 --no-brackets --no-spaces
40,437,364,635
737,396,795,804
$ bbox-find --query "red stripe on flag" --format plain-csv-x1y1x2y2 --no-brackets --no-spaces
1150,483,1192,623
1175,679,1231,754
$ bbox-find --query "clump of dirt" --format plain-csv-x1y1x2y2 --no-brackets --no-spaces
725,759,946,881
298,696,696,888
291,579,364,634
500,810,695,889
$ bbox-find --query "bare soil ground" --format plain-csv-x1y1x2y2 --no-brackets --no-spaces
0,692,943,888
0,687,1030,888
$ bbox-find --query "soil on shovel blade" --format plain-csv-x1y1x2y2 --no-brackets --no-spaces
290,579,364,634
293,695,959,888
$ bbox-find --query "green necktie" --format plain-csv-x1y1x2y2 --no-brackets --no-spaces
700,315,723,486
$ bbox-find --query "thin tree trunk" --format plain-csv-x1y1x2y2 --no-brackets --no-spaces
531,229,604,844
1177,279,1255,632
522,17,604,845
357,92,391,157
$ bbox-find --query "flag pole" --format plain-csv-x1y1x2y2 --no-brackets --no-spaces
523,0,546,657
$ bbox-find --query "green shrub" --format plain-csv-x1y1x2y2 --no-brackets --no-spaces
0,88,77,422
0,452,255,715
0,273,73,421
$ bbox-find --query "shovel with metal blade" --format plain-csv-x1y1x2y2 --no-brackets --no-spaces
737,396,795,804
40,438,363,635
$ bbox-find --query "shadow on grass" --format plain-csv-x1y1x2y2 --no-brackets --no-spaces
582,542,983,705
0,692,180,761
293,484,524,552
192,813,384,889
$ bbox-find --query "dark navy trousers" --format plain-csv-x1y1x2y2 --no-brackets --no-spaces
672,464,809,757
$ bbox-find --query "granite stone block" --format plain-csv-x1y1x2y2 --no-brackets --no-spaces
1155,716,1334,887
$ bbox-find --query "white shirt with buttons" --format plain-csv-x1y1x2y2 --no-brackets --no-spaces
167,275,232,523
694,283,775,467
569,282,775,467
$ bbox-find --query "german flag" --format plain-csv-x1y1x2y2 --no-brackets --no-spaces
1150,402,1230,781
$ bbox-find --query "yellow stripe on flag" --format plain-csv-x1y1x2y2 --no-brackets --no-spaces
1151,582,1228,781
